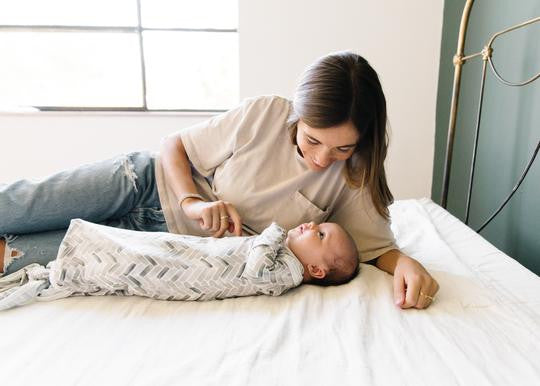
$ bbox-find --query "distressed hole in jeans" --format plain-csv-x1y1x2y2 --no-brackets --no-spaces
1,236,24,273
121,155,139,193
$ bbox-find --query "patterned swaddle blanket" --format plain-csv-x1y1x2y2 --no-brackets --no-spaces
0,220,304,311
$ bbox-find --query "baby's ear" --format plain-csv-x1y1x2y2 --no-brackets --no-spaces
308,264,326,279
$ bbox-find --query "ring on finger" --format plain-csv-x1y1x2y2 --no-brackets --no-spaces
220,215,229,221
420,291,435,301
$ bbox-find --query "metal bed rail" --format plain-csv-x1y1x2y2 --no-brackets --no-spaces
440,0,540,233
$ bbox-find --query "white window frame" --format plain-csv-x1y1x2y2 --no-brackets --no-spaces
0,0,237,113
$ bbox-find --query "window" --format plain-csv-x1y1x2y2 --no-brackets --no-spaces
0,0,239,112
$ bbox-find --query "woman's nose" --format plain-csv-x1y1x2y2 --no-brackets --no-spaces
314,150,333,167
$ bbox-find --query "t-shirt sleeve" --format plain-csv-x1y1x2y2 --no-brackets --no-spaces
329,186,398,262
178,97,257,178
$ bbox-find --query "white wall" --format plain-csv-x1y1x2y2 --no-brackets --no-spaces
240,0,444,199
0,0,443,199
0,112,208,183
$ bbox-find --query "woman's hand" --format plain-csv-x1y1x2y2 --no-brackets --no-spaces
182,198,243,237
375,249,439,309
393,254,439,309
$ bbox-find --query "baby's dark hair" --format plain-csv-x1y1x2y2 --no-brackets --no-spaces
310,228,360,287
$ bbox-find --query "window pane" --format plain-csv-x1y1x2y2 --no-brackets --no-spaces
144,31,238,110
0,32,143,107
0,0,138,26
141,0,238,29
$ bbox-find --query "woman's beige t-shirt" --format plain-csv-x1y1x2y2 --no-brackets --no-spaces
155,95,397,262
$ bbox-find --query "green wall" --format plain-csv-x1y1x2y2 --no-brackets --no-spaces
432,0,540,274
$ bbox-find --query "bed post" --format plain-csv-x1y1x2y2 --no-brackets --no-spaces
440,0,475,209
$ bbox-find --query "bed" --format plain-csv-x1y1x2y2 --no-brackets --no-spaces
1,197,539,385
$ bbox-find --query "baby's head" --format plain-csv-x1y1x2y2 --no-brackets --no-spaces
285,222,359,286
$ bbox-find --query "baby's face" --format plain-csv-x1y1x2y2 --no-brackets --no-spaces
285,222,352,268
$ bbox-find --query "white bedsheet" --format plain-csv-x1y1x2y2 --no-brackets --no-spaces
1,198,539,386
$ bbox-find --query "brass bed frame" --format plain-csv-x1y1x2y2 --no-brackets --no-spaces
440,0,540,232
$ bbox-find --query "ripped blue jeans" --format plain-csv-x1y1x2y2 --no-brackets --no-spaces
0,151,167,275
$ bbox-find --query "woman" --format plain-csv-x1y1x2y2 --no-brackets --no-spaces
0,51,438,309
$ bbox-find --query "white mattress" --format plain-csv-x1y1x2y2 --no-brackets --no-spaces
1,198,539,385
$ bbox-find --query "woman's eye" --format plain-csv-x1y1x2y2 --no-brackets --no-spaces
337,146,353,153
318,231,325,239
307,137,319,145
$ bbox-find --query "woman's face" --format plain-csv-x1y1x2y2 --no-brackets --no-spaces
296,119,359,171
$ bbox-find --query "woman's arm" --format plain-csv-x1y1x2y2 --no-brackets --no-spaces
327,187,438,309
160,134,242,236
370,248,439,309
161,134,206,206
161,134,201,203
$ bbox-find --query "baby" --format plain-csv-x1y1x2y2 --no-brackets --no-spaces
286,221,359,287
0,219,359,310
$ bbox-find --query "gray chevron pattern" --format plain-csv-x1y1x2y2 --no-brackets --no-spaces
45,220,304,302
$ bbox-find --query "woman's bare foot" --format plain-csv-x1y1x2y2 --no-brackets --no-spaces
0,238,22,273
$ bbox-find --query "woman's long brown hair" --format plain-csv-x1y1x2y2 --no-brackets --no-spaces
288,51,393,220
